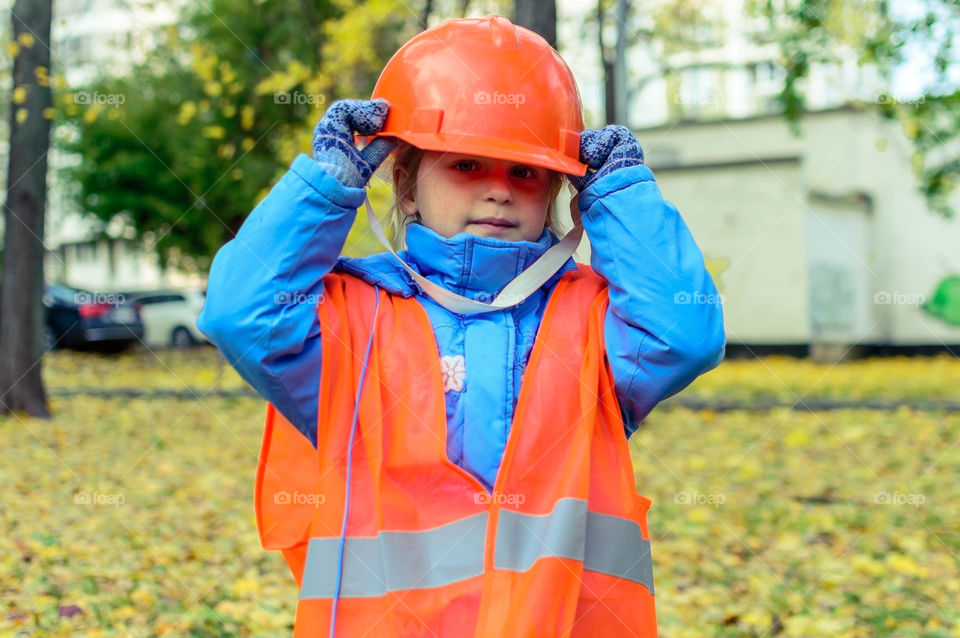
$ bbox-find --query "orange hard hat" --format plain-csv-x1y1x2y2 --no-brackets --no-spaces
371,15,587,176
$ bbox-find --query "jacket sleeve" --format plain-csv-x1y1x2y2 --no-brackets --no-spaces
577,164,726,436
197,154,366,445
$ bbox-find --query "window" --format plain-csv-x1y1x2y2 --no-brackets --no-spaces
74,242,98,262
752,61,785,93
678,67,722,116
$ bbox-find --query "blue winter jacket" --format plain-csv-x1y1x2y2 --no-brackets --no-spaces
198,154,725,491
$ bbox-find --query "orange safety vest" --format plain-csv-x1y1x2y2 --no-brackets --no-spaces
255,265,658,637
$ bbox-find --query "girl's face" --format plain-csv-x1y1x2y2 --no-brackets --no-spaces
399,151,554,242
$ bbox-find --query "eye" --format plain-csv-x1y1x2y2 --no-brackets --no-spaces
453,160,479,172
511,165,537,179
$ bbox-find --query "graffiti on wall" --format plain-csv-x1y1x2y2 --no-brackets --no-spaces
809,262,857,335
923,275,960,327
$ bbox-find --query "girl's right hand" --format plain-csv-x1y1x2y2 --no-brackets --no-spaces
311,99,398,188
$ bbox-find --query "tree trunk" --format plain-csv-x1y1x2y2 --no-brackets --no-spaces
1,0,54,418
612,0,628,124
598,0,630,125
598,0,614,124
514,0,557,49
420,0,433,30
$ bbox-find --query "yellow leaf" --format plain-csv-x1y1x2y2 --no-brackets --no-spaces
18,32,35,48
242,137,255,151
12,86,27,104
287,59,310,81
852,554,884,577
215,599,244,617
177,101,197,126
34,65,49,86
190,44,218,81
83,104,102,123
886,552,928,578
204,81,223,97
6,42,19,57
15,108,27,124
202,126,226,140
905,121,919,140
43,107,55,120
130,586,155,606
219,62,236,84
232,576,260,597
110,605,137,621
241,105,254,131
784,428,811,448
741,610,770,628
737,459,762,480
156,461,176,475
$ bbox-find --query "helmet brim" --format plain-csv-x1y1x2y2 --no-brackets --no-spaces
373,131,588,177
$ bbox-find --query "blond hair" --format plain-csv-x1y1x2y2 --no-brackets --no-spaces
388,141,566,245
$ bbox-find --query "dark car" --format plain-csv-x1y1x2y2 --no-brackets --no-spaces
44,284,145,352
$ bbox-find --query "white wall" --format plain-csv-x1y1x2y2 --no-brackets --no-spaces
640,107,960,345
653,160,810,343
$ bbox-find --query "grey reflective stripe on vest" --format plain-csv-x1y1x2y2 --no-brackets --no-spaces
300,512,487,599
584,509,655,595
300,499,654,599
494,498,587,569
495,497,655,596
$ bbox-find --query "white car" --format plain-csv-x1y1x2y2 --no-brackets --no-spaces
131,289,208,348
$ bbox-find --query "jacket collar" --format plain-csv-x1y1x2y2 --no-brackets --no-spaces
402,223,561,299
335,223,578,300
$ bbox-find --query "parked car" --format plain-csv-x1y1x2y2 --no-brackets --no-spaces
127,289,208,348
43,284,144,352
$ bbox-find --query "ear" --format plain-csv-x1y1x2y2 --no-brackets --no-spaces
399,198,418,217
393,164,418,216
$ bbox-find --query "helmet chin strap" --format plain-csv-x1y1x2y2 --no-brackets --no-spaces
363,194,583,315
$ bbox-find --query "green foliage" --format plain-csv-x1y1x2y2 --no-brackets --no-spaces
876,90,960,219
746,0,960,217
58,0,416,270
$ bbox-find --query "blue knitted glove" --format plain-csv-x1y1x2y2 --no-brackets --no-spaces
567,125,645,192
311,99,397,188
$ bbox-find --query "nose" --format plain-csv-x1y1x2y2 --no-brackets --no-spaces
482,167,513,204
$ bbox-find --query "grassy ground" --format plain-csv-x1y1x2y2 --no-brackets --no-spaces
1,349,958,636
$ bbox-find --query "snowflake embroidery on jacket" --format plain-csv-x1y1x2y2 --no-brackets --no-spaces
440,354,466,393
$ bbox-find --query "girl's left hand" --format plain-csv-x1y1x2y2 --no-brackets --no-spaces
567,125,645,192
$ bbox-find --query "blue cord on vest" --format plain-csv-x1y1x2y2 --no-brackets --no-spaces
329,284,380,638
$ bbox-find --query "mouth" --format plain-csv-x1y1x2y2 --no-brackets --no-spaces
470,217,517,229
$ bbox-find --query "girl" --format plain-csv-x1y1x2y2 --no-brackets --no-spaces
199,15,724,638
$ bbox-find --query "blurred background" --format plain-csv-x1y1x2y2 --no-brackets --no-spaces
1,0,959,636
